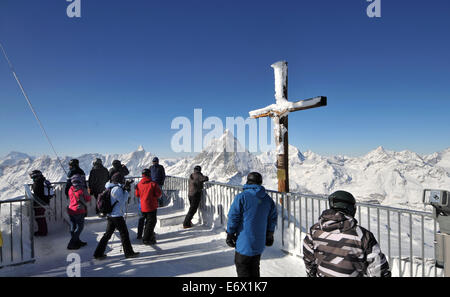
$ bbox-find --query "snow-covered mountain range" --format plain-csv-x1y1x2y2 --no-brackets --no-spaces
1,130,449,210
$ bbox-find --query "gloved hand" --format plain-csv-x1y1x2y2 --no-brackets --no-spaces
226,232,237,248
265,231,274,246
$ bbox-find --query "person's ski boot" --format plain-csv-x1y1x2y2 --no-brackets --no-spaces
125,252,140,259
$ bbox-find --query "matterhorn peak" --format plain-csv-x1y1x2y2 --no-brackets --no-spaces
137,145,145,152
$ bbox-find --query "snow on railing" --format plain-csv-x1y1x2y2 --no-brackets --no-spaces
2,175,442,276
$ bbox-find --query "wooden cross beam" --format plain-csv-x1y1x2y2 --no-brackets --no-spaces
249,61,327,193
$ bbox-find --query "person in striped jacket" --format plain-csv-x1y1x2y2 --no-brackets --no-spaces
303,190,391,277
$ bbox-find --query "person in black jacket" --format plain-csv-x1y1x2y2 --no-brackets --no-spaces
30,170,50,236
149,157,166,206
183,166,209,228
109,160,129,182
65,159,86,197
88,158,110,215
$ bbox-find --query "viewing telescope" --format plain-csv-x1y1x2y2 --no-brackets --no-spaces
423,189,450,276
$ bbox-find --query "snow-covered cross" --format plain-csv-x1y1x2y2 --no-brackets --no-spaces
249,61,327,193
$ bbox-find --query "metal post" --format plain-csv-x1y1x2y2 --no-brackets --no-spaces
287,193,291,228
293,194,296,251
409,213,413,277
358,205,361,225
387,210,391,267
0,203,3,264
305,197,309,232
281,193,284,247
421,215,425,277
434,219,437,277
377,208,380,245
10,203,13,262
398,212,402,276
20,201,23,261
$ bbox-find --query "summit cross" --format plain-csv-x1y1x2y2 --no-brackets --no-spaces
249,61,327,193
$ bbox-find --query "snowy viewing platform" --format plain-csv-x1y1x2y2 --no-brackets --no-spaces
0,209,305,277
0,176,444,277
0,177,305,277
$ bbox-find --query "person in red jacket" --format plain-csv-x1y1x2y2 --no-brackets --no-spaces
135,169,162,245
67,174,91,250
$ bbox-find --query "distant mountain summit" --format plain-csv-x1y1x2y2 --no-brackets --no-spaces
168,129,265,185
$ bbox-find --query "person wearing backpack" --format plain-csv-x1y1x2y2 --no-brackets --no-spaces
88,158,109,216
135,169,162,245
30,170,53,236
93,172,139,259
65,159,86,198
67,174,91,250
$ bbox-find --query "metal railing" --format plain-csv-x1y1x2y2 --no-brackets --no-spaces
0,196,35,268
163,176,441,277
1,175,442,276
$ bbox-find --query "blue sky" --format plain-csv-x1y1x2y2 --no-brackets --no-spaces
0,0,449,158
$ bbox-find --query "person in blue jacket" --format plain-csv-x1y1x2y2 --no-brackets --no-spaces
226,172,278,277
149,157,166,206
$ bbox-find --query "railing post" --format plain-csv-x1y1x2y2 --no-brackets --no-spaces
409,213,413,277
10,203,13,262
20,201,23,261
281,193,285,248
0,204,3,264
377,208,380,245
421,215,425,277
387,210,391,268
299,196,302,247
305,197,309,233
398,212,402,277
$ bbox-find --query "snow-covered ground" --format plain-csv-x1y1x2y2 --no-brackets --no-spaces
0,210,305,277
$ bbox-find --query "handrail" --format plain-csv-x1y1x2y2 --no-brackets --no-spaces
0,196,28,204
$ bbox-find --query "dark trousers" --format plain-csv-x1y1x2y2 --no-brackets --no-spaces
68,213,85,247
93,193,99,214
183,192,202,226
235,251,261,277
34,207,48,236
137,214,145,239
94,216,134,257
158,183,164,207
143,210,157,242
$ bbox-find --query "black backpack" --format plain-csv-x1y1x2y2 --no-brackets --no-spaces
97,187,118,214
